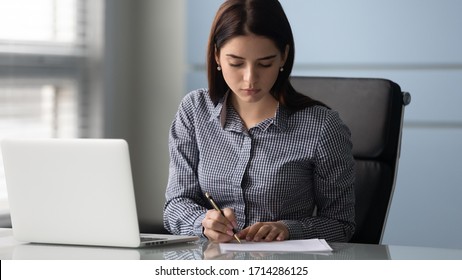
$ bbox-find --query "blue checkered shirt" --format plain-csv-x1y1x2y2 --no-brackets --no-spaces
163,89,355,242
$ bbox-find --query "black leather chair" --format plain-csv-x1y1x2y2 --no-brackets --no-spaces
291,76,410,244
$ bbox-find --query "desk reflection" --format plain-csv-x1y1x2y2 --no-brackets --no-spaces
11,241,391,260
13,244,141,260
154,241,391,260
5,234,462,260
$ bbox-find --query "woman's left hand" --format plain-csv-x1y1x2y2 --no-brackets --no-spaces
237,221,289,242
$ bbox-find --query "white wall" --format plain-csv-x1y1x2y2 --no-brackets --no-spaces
103,0,185,232
131,0,186,231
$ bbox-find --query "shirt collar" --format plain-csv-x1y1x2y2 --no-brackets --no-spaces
209,91,291,133
272,103,290,132
210,91,230,128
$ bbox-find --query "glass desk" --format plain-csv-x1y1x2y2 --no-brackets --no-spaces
1,228,462,260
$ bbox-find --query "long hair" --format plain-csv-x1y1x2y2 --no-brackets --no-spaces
206,0,324,111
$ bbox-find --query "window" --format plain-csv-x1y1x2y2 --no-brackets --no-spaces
0,0,94,209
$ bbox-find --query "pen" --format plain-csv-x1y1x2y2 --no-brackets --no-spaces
205,192,241,243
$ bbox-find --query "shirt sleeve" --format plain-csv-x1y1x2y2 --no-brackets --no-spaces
280,110,356,242
163,92,208,237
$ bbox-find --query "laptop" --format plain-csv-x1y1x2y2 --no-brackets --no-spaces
1,138,198,248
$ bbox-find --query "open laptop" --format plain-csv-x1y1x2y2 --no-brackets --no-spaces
1,138,198,248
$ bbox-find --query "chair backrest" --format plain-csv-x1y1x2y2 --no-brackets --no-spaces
290,76,410,244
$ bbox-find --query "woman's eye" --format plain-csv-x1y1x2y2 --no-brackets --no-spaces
227,62,272,68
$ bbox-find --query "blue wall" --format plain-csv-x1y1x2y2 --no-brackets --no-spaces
186,0,462,249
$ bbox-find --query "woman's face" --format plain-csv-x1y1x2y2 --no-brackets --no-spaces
216,35,288,105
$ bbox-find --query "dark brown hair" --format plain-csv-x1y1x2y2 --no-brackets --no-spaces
207,0,324,111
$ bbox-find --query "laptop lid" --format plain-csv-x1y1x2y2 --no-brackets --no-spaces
1,138,198,248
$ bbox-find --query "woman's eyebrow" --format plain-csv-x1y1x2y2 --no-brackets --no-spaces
225,54,277,60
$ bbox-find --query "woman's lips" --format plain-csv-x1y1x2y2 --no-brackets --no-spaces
241,88,261,95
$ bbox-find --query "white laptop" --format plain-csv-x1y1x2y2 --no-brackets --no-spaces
1,138,198,248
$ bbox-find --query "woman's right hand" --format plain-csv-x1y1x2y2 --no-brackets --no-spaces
202,208,238,243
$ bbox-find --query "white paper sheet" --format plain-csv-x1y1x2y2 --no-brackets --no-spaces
219,238,333,253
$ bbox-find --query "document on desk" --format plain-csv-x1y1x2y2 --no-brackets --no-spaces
219,238,332,253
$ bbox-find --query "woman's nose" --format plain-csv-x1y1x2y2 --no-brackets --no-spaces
243,65,258,84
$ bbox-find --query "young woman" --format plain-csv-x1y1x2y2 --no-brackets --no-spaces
163,0,355,243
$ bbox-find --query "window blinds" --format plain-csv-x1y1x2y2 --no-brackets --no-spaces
0,0,87,203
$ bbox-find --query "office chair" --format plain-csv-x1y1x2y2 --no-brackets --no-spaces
291,76,410,244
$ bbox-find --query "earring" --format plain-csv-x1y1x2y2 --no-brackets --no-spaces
280,67,284,72
217,65,222,71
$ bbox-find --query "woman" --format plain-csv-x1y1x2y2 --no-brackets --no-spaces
163,0,355,243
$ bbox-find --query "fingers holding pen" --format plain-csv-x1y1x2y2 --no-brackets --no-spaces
221,208,238,229
202,208,237,242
